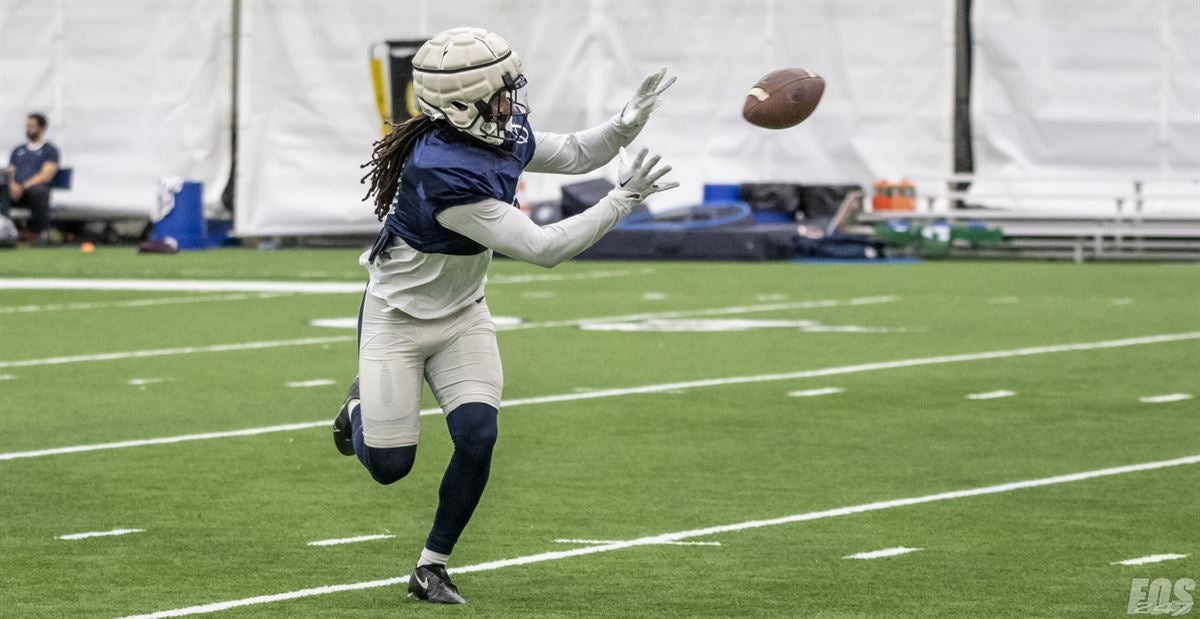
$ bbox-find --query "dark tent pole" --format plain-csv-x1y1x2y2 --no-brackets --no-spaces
953,0,975,209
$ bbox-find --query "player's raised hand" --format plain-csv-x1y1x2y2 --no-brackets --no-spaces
617,146,679,199
619,67,677,130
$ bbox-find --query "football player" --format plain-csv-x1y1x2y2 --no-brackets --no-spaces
330,27,676,604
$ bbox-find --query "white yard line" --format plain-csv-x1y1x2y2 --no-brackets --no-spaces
0,296,891,369
1139,393,1194,404
1111,554,1189,566
307,534,395,547
491,332,1200,410
489,269,651,284
505,295,898,331
0,272,647,295
553,538,720,547
0,421,332,461
0,374,13,381
967,390,1016,400
844,547,923,560
121,453,1200,618
576,319,913,334
3,331,1198,462
789,387,844,398
800,325,918,333
128,378,169,386
304,297,900,333
57,528,144,541
286,379,337,389
0,278,365,294
0,293,294,314
0,336,355,369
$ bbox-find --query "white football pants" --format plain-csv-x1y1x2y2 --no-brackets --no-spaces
357,291,503,448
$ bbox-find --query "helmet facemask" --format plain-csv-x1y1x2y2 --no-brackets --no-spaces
465,73,529,147
411,28,530,147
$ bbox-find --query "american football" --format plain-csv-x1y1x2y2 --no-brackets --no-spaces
742,67,825,129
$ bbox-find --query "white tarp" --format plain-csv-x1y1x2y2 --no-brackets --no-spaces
970,0,1200,213
0,0,232,216
5,1,1197,231
236,0,955,236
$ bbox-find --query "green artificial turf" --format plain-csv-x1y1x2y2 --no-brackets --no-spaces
1,248,1197,617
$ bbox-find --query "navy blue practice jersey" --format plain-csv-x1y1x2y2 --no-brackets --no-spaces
383,118,536,255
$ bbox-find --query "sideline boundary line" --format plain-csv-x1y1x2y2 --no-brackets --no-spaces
0,278,365,294
0,270,648,295
3,331,1197,462
120,453,1200,618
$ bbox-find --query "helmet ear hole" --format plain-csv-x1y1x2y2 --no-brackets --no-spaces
450,101,469,111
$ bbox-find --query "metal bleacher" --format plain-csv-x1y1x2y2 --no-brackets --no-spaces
851,175,1200,262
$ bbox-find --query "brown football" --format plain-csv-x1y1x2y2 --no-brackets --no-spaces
742,68,825,130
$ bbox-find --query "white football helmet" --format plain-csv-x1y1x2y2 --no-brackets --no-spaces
412,27,529,146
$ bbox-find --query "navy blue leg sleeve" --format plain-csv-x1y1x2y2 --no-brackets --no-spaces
425,403,498,554
350,403,416,485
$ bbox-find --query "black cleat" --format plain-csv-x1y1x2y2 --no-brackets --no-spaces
408,564,466,604
331,376,359,456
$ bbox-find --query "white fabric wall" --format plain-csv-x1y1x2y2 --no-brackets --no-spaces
236,0,955,236
970,0,1200,212
0,0,232,216
5,1,1196,231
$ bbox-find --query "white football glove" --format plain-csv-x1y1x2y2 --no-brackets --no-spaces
618,67,677,130
617,147,679,199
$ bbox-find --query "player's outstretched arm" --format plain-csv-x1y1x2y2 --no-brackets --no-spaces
438,147,677,268
526,68,676,175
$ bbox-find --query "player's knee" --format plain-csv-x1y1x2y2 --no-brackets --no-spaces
25,184,50,200
364,444,417,485
447,403,498,464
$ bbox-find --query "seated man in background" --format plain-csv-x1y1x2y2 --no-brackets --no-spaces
0,113,60,245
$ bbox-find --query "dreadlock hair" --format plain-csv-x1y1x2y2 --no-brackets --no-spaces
361,115,436,221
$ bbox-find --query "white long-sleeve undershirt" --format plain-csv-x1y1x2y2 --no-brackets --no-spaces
437,190,639,269
526,114,642,174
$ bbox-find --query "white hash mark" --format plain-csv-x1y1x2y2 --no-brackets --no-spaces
286,379,337,388
58,528,144,540
307,534,395,547
967,390,1016,400
1112,553,1188,566
789,387,844,398
844,547,923,560
1139,393,1193,404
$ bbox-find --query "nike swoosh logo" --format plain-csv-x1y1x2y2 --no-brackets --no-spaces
414,574,428,589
